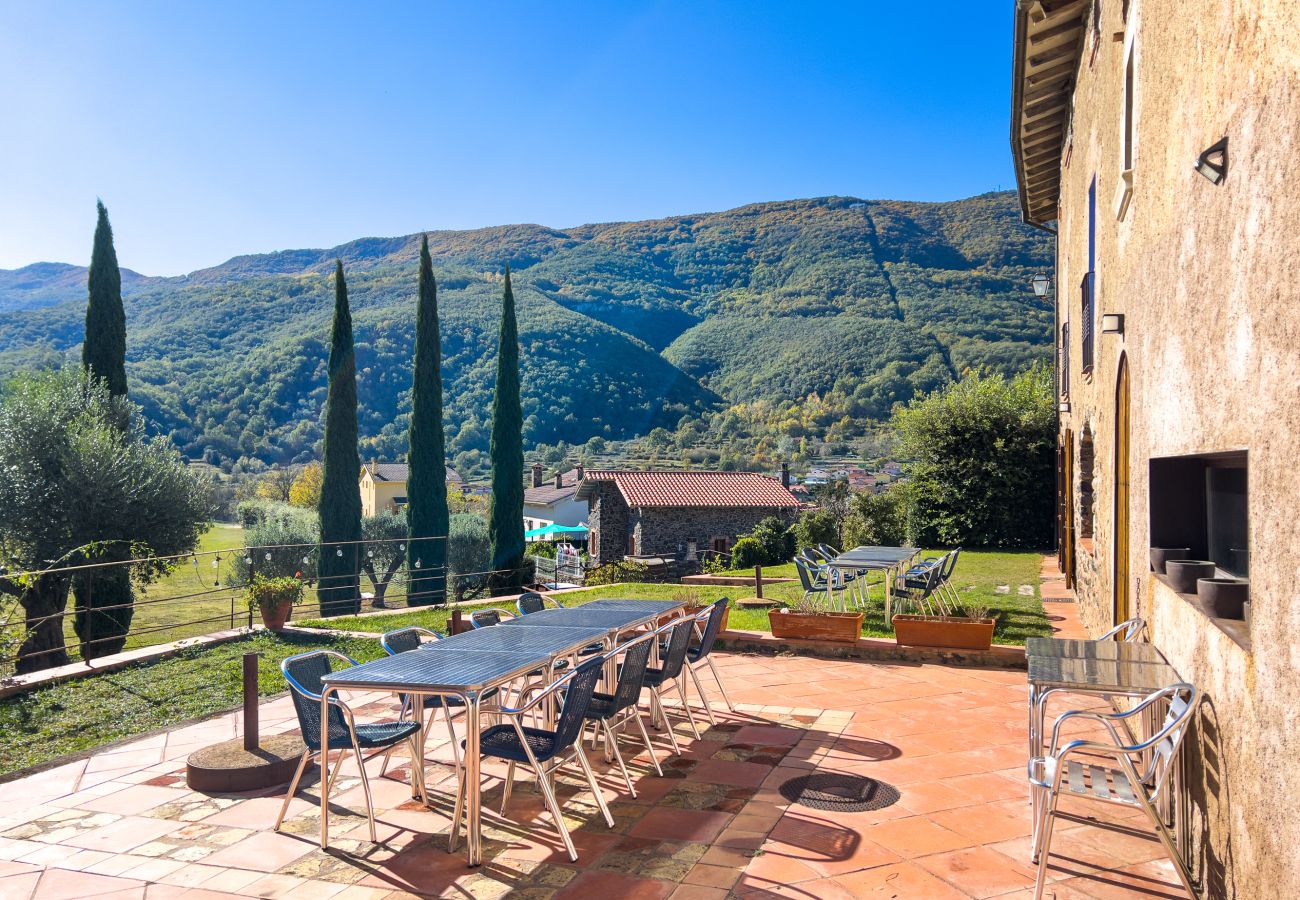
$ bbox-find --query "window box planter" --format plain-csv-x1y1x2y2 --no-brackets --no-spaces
892,614,996,651
768,609,863,644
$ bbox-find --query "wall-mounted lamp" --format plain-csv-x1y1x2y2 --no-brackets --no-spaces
1030,272,1052,297
1101,313,1125,334
1194,137,1228,184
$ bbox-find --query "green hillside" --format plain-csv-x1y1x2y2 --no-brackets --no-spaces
0,191,1053,473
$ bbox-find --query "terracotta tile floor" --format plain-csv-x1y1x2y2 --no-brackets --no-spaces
0,591,1192,898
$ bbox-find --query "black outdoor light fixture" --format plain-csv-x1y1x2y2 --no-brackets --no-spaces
1101,313,1125,335
1030,272,1052,297
1194,137,1228,184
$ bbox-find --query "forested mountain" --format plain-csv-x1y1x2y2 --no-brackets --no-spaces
0,192,1053,474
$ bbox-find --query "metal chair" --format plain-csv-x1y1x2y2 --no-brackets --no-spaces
894,553,951,615
1028,682,1198,899
1099,616,1147,642
515,591,560,615
380,626,500,771
452,656,613,862
275,650,424,846
470,608,516,628
682,597,733,721
582,631,662,793
795,556,842,605
643,616,702,747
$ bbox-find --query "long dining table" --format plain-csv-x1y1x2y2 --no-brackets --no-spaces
318,597,685,866
823,545,921,615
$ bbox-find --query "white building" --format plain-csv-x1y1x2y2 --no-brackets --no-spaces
523,465,589,539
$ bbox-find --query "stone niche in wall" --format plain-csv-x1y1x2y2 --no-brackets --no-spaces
1149,450,1249,578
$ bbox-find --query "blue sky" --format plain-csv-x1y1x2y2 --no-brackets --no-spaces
0,2,1014,276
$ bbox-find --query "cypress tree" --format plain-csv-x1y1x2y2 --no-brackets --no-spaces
74,200,132,660
406,236,450,605
317,261,363,616
83,200,128,398
487,266,528,593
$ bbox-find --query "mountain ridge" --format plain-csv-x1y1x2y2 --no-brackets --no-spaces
0,191,1053,474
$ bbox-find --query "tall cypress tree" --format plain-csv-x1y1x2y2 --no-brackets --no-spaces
487,266,528,593
83,200,128,398
317,261,363,616
406,236,450,605
74,200,133,659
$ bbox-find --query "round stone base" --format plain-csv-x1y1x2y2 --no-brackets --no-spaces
734,595,782,608
186,733,308,793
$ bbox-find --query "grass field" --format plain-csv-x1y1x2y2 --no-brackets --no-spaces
0,629,384,777
305,549,1049,646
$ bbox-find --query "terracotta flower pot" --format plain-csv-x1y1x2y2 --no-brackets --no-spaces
1165,560,1217,594
259,600,292,631
1149,547,1192,574
1198,577,1249,619
892,614,996,651
768,609,863,644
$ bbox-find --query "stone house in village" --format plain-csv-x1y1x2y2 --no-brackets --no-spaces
577,470,800,565
1012,1,1300,894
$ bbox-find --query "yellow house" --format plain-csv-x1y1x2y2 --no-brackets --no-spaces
359,461,462,517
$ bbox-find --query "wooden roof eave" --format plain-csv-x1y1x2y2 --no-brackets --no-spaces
1010,0,1088,229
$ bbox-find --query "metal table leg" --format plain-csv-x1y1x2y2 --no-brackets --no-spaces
465,692,481,866
320,687,333,848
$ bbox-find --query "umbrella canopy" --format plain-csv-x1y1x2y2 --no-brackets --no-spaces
524,523,589,538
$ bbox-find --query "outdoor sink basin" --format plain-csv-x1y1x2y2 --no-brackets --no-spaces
1165,560,1217,593
1199,577,1249,619
1150,547,1192,574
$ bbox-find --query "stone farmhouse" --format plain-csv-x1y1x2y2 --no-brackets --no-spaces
1012,0,1300,893
577,470,800,565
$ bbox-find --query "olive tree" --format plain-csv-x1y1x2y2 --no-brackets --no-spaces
0,370,211,672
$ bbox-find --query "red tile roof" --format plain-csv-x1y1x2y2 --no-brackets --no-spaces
577,470,799,509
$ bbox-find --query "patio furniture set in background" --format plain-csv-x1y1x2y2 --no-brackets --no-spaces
1025,617,1198,899
273,595,730,867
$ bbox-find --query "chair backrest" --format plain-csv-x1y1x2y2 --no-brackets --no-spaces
941,547,962,580
605,631,657,714
281,650,354,750
1100,617,1146,642
471,608,513,628
516,592,547,615
805,546,833,564
692,597,729,659
794,556,818,592
1139,683,1198,795
381,625,440,656
655,615,695,681
816,543,840,560
551,657,607,751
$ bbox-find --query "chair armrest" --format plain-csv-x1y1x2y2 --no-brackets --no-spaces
496,666,581,716
1048,709,1126,753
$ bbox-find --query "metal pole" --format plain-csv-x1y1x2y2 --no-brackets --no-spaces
243,652,259,752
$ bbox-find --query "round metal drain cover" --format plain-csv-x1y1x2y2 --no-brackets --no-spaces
779,773,900,812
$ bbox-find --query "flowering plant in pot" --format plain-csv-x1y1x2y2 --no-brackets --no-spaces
892,602,997,651
246,575,304,630
768,591,864,644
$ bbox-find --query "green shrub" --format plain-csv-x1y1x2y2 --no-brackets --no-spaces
230,514,318,584
585,560,651,586
740,515,795,565
841,483,910,548
729,537,766,569
792,508,840,552
894,362,1055,547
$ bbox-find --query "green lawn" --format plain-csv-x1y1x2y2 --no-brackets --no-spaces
305,549,1050,646
0,629,384,778
57,523,249,656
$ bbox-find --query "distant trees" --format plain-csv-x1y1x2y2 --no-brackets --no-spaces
894,363,1055,548
362,511,407,607
406,236,450,605
287,463,322,508
0,370,210,672
487,267,527,594
317,262,363,616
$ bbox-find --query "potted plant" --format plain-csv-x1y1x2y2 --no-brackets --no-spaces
247,574,304,630
768,592,864,644
892,603,997,651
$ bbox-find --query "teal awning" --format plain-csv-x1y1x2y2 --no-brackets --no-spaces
524,523,589,538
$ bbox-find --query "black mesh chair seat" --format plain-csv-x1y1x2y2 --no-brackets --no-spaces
314,720,421,751
473,723,561,763
586,691,618,718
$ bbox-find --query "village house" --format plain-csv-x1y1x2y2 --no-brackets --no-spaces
523,463,589,538
577,469,800,565
1012,0,1300,893
358,460,462,517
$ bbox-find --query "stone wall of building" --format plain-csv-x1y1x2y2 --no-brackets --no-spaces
1051,1,1300,893
633,506,795,561
586,483,628,565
